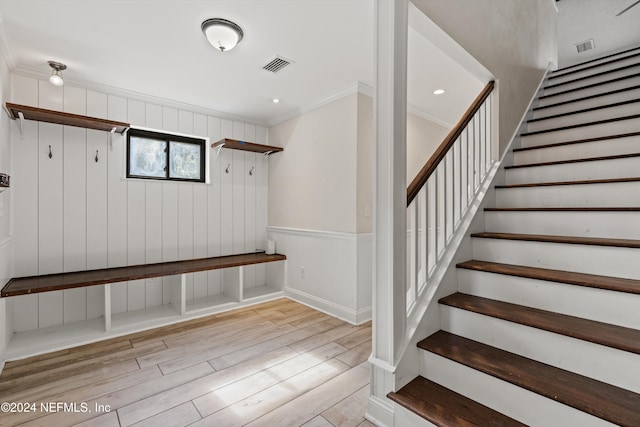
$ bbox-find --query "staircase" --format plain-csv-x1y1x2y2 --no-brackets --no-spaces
388,47,640,426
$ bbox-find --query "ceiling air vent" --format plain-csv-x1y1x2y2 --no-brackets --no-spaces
575,39,595,53
262,56,293,73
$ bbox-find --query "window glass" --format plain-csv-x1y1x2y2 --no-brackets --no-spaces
169,141,201,180
129,136,166,178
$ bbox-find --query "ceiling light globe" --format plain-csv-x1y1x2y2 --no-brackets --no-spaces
433,89,445,95
202,18,243,52
49,72,64,86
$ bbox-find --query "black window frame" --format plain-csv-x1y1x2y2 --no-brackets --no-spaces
126,127,207,183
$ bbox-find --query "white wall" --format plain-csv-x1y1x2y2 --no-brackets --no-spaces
406,112,450,183
9,75,269,333
0,49,12,362
268,91,372,324
269,93,358,233
412,0,558,154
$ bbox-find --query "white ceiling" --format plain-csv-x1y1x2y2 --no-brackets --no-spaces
0,0,483,127
557,0,640,68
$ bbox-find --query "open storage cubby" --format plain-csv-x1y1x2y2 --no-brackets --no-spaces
3,254,286,360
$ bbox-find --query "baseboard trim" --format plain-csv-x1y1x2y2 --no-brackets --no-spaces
284,287,371,325
366,395,395,427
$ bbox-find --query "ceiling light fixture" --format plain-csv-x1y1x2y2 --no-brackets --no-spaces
272,98,280,104
48,61,66,86
433,89,445,95
201,18,243,52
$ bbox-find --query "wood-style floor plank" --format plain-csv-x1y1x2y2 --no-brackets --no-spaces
0,299,372,427
322,385,371,427
129,402,201,427
244,362,370,427
193,359,351,426
191,342,349,419
116,346,301,426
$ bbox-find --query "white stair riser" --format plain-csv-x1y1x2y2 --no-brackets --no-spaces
441,306,640,393
552,49,640,78
496,181,640,208
533,87,640,119
538,75,640,106
513,135,640,165
549,57,640,85
420,351,615,427
458,269,640,330
472,238,640,279
521,117,640,148
505,157,640,184
527,102,640,132
394,405,438,427
543,65,640,96
484,210,640,240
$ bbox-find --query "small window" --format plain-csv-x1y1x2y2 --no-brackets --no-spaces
127,128,206,183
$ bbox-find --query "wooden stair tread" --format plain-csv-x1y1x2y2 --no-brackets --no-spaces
527,98,640,123
512,131,640,153
521,113,640,137
495,176,640,188
550,46,640,75
539,73,640,100
544,62,640,90
533,85,640,113
439,293,640,355
504,152,640,169
457,260,640,295
388,376,526,427
470,231,640,248
418,331,640,427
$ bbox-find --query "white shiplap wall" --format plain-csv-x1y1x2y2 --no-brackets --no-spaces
10,75,268,332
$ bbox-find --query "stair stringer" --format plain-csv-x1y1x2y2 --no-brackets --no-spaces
385,67,554,426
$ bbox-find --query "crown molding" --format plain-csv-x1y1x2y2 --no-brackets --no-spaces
407,103,454,129
267,81,373,127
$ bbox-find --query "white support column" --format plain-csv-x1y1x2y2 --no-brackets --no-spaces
368,0,409,425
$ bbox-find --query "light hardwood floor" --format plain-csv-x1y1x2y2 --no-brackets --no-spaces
0,299,374,427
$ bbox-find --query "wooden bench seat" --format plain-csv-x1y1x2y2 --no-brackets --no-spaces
1,252,286,297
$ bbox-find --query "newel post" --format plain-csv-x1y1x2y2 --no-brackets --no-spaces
367,0,408,424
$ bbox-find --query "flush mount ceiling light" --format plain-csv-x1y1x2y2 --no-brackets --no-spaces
433,89,445,95
48,60,66,86
201,18,243,52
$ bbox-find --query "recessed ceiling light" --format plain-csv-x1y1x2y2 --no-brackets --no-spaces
433,89,445,95
272,98,280,104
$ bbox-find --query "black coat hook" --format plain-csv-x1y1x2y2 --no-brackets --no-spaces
225,163,230,174
249,166,254,176
48,145,53,159
95,150,99,163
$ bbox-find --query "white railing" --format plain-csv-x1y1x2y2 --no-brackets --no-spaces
405,81,495,317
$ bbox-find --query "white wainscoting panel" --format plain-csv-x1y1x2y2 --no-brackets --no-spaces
267,226,372,324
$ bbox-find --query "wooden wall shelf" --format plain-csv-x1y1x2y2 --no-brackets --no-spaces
6,102,130,134
212,138,283,155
